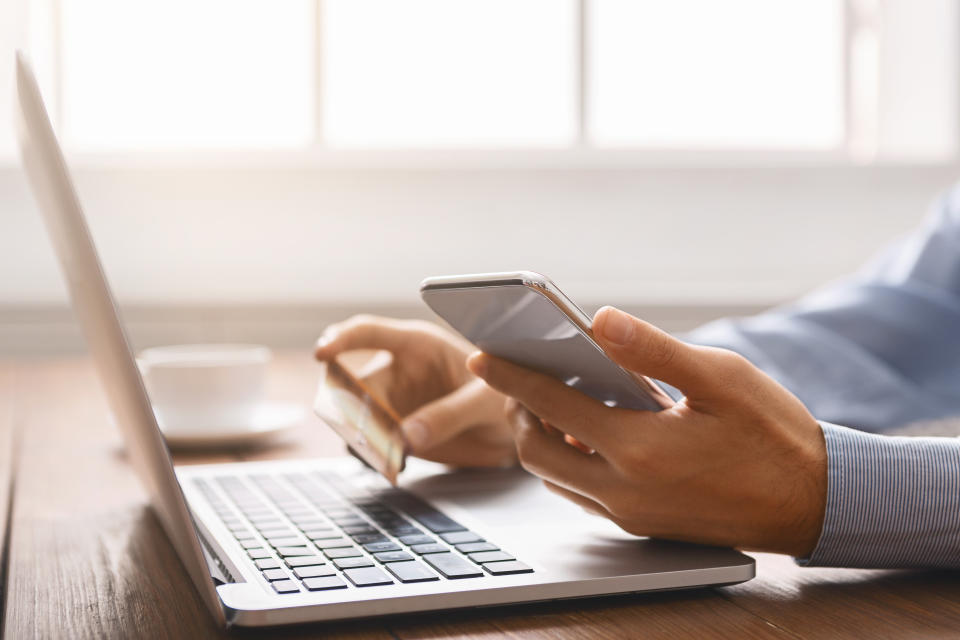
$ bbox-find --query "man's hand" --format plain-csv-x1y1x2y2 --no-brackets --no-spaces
467,306,828,557
315,315,515,467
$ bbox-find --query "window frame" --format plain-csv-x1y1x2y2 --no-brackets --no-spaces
2,0,958,169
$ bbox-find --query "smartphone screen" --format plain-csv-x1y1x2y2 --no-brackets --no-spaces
422,275,676,412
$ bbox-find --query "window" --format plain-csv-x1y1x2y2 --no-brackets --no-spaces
60,0,315,150
322,0,576,148
589,0,843,149
1,0,957,162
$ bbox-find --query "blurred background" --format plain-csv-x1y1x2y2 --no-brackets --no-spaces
0,0,958,354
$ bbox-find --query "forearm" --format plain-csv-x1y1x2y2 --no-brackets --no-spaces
799,422,960,569
684,185,960,433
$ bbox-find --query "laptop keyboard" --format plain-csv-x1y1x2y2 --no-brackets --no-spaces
192,471,532,594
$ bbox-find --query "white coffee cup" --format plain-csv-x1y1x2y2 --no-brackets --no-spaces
137,344,272,433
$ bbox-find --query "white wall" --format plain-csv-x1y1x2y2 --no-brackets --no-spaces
2,164,957,311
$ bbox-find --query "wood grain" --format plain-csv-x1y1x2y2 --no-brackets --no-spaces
723,553,960,639
3,353,959,639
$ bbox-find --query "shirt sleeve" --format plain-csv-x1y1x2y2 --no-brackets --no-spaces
678,187,960,568
683,185,960,432
798,422,960,569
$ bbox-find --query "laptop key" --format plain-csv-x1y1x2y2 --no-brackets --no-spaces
410,543,448,555
483,561,534,576
334,557,375,570
284,556,325,568
386,560,440,583
343,567,393,587
398,502,466,534
276,546,314,557
372,517,407,529
302,576,347,591
247,548,272,559
323,546,362,559
266,536,305,547
341,525,377,536
363,541,401,553
469,551,515,564
399,534,434,546
261,568,289,581
240,539,263,549
424,553,484,579
313,537,352,549
456,542,498,554
374,551,413,563
272,580,301,594
255,558,281,570
439,531,483,545
294,565,337,579
351,533,388,545
303,528,339,539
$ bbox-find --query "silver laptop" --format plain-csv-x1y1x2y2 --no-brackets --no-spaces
13,51,754,629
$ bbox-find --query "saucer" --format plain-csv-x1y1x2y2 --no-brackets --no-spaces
159,402,306,449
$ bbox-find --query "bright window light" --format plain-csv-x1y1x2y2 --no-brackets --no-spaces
589,0,845,148
0,0,28,159
60,0,314,150
322,0,577,148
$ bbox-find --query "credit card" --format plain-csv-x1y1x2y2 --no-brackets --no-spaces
313,357,406,485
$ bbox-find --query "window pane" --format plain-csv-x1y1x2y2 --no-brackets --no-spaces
0,0,29,159
322,0,576,148
61,0,314,150
589,0,844,148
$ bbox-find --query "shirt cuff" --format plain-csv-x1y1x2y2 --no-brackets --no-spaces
797,422,960,569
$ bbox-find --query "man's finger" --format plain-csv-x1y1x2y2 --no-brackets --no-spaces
505,401,614,504
355,352,397,404
468,352,624,454
592,306,717,397
542,480,614,520
314,315,410,360
401,379,496,454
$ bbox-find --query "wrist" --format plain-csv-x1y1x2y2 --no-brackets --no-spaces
782,425,828,557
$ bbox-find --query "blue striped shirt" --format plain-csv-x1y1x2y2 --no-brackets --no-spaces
805,423,960,568
685,185,960,568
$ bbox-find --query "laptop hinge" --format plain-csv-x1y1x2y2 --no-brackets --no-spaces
200,540,231,586
192,519,238,586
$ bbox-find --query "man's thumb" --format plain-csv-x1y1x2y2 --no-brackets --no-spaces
400,381,483,453
592,306,711,395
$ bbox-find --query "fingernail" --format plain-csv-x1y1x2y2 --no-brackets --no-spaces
402,420,430,450
466,352,487,377
597,306,634,345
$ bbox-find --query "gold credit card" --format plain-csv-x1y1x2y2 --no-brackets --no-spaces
313,357,406,485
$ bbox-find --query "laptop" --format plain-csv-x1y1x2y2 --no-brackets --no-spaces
13,51,754,628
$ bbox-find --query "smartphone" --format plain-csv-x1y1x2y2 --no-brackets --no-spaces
420,271,677,412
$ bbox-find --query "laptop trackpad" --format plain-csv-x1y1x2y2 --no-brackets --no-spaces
396,462,744,579
401,464,593,527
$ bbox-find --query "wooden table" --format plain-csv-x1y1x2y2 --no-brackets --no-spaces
3,353,959,639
